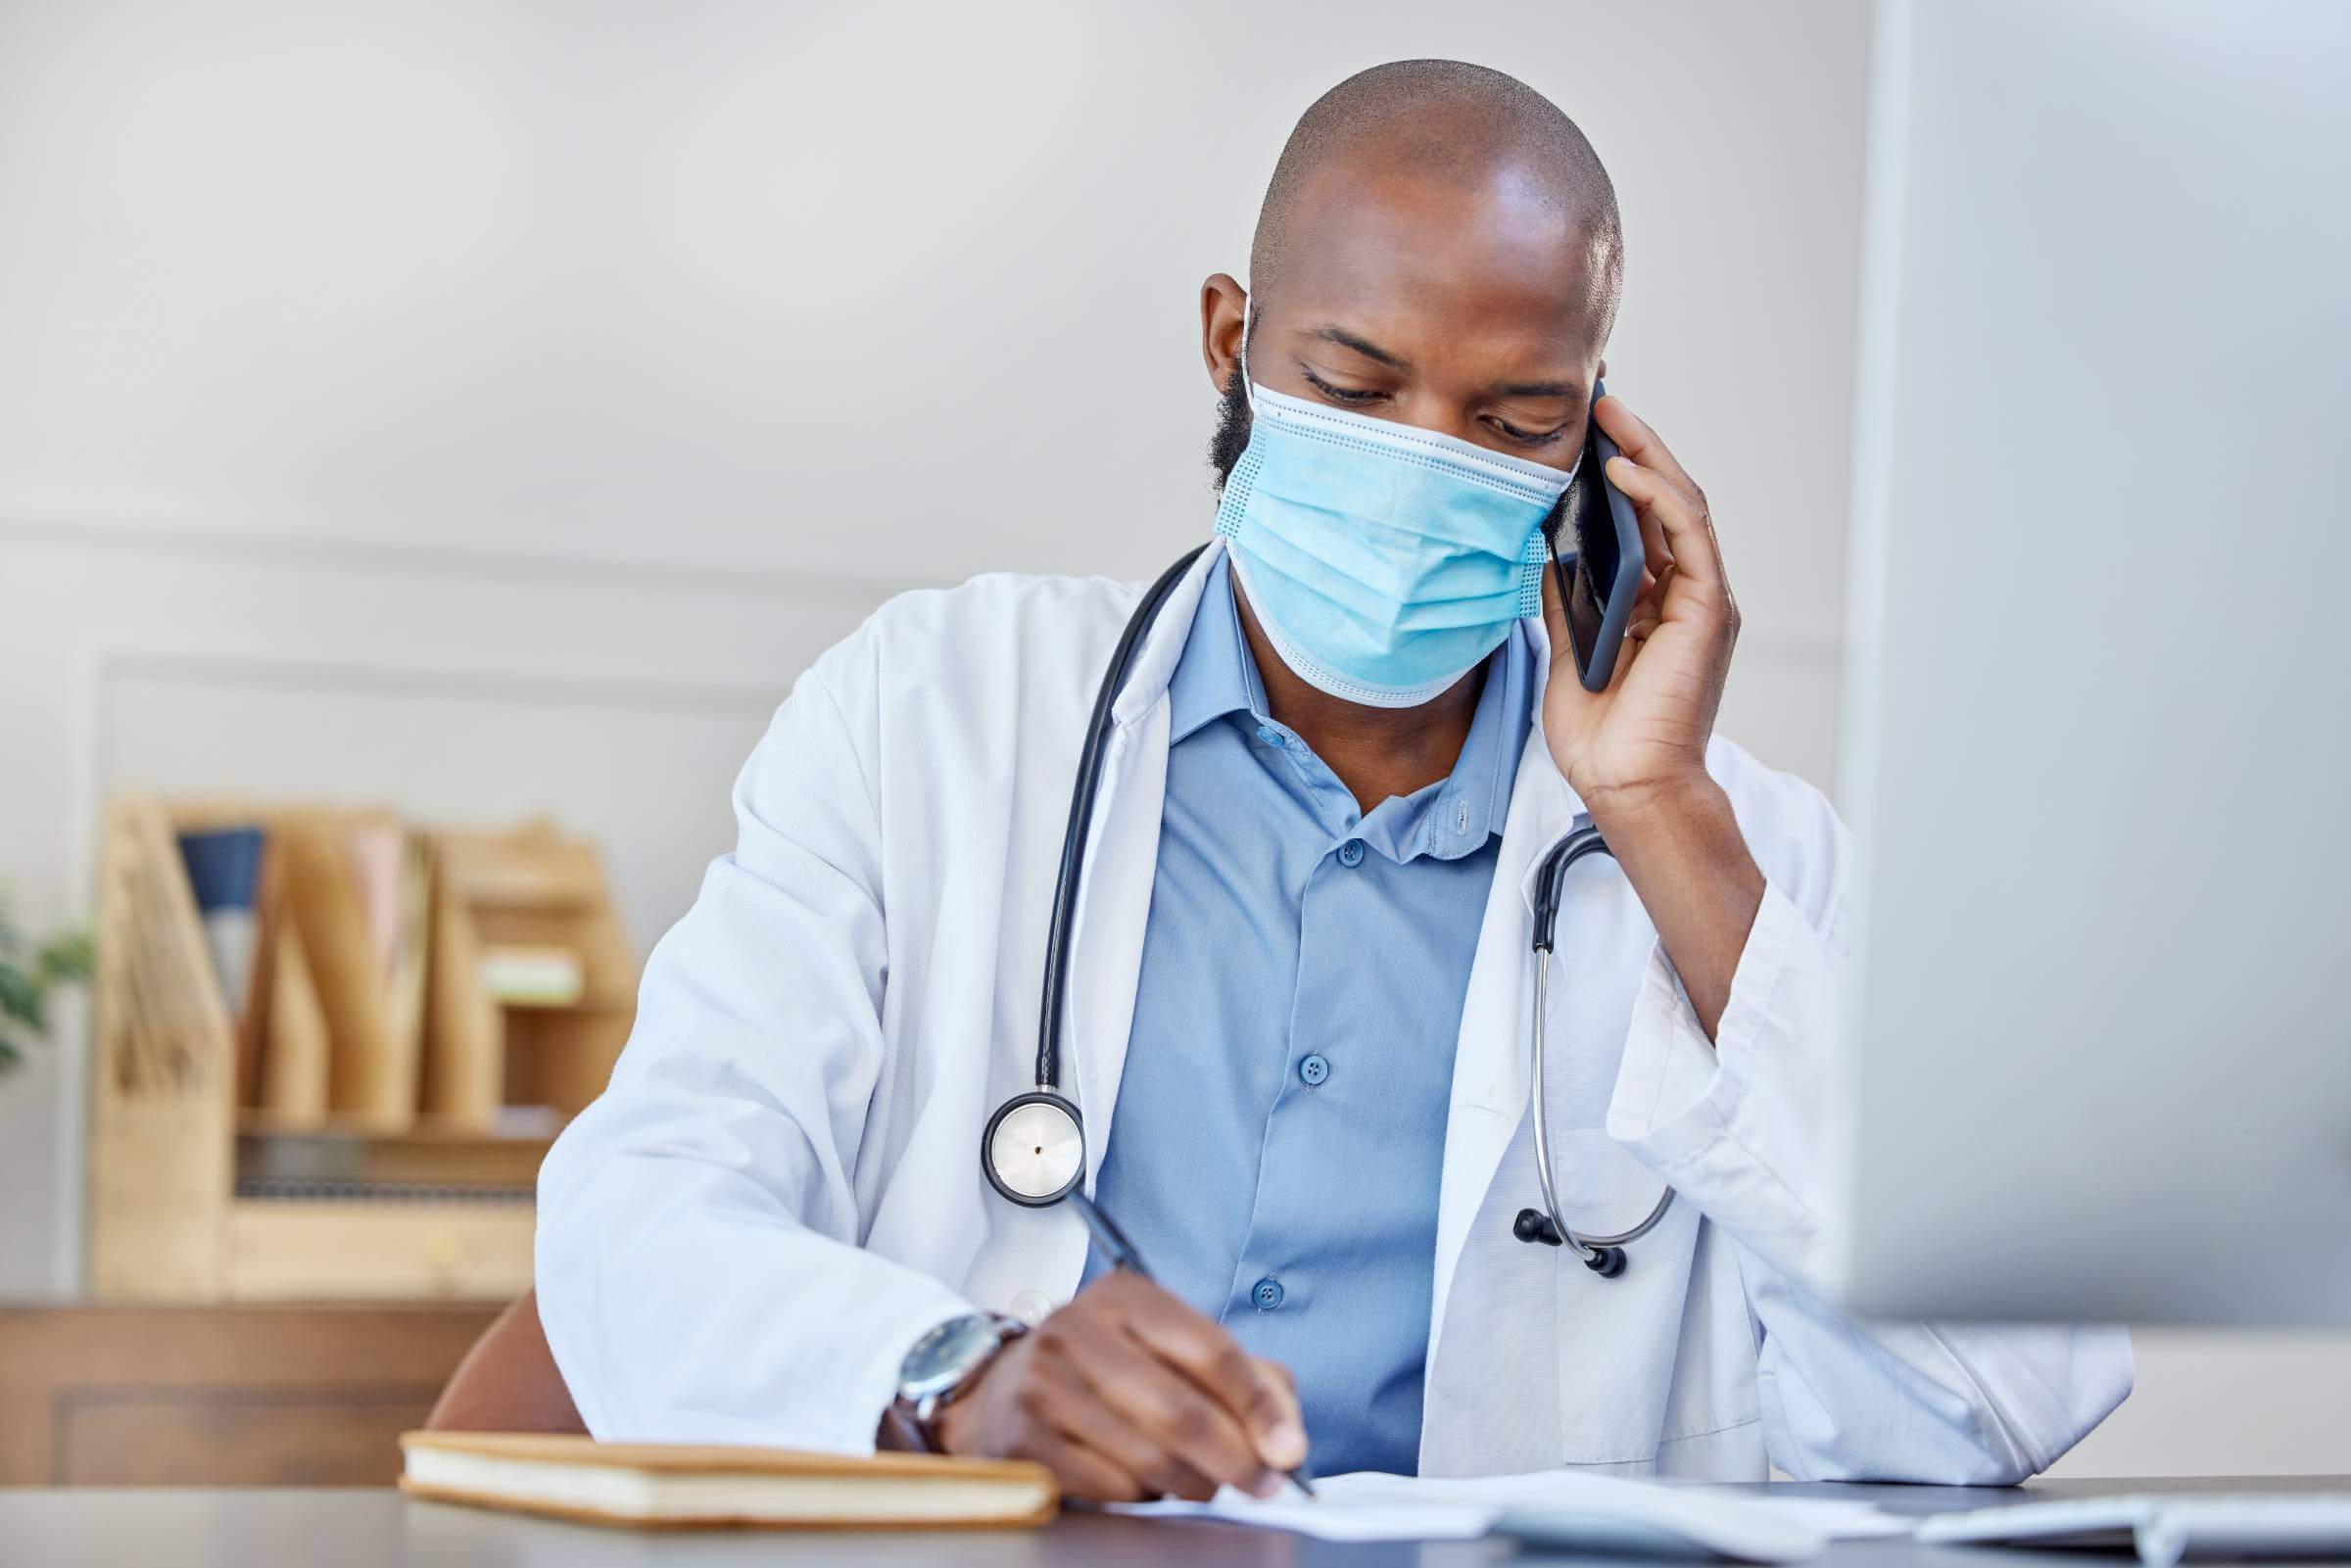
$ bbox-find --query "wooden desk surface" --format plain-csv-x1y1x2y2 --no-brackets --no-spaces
2,1477,2345,1567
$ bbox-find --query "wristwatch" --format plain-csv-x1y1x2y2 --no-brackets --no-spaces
891,1311,1027,1452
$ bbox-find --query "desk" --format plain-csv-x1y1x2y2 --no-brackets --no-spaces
2,1477,2345,1566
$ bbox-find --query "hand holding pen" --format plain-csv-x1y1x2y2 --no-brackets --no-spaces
930,1189,1316,1502
1069,1189,1318,1499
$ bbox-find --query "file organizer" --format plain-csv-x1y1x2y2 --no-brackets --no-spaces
87,797,636,1303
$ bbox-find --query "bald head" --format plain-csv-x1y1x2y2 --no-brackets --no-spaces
1249,60,1622,320
1204,61,1624,486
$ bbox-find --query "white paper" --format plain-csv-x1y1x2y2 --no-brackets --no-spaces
1107,1469,1911,1549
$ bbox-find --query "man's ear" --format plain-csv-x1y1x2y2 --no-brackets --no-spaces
1200,273,1249,394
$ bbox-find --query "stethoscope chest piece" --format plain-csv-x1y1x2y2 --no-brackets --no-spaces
983,1090,1085,1207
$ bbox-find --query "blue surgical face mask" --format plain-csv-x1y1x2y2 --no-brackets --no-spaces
1215,313,1578,708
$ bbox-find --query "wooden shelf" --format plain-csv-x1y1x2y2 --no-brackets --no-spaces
87,797,635,1304
227,1199,536,1303
235,1116,555,1193
235,1108,565,1143
493,996,634,1016
426,825,637,1129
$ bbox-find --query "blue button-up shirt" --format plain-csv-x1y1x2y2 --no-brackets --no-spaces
1083,551,1532,1477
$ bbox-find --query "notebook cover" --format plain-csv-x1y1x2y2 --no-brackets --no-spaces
398,1432,1059,1531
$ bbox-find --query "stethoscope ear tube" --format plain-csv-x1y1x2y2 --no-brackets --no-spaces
1031,546,1208,1093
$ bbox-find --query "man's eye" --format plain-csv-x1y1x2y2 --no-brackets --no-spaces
1493,418,1567,448
1302,370,1385,405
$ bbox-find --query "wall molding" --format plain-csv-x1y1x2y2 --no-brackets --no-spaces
95,647,784,719
0,512,943,604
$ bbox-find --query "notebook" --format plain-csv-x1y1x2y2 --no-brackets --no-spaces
398,1432,1059,1531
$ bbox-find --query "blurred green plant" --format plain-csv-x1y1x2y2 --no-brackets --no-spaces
0,889,94,1074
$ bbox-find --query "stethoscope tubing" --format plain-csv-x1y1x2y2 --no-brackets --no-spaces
1032,545,1208,1093
1527,826,1675,1267
1530,955,1675,1254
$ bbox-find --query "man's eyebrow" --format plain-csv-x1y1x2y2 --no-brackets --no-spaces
1304,324,1410,369
1299,327,1580,402
1491,378,1582,400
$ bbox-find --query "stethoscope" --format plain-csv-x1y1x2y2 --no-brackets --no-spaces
1511,826,1676,1275
980,546,1675,1278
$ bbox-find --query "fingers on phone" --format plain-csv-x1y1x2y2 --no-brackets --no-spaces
1603,456,1675,574
1594,394,1703,500
1606,456,1721,591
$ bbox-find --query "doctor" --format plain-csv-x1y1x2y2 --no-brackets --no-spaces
537,60,2131,1499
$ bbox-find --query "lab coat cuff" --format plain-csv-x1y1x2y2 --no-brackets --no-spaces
1605,878,1803,1178
1607,876,1848,1284
833,1285,983,1454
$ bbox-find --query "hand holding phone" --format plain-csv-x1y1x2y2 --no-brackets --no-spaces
1546,378,1648,692
1536,385,1756,1040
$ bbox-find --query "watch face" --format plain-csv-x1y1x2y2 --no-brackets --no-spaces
899,1312,1003,1400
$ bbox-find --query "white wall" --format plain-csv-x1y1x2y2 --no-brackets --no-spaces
0,0,1870,1292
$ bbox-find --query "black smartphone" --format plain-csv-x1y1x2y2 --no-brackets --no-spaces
1546,379,1647,692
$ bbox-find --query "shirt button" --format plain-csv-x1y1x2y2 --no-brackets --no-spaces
1008,1289,1054,1326
1251,1277,1285,1310
1255,724,1282,746
1336,839,1366,868
1299,1054,1330,1087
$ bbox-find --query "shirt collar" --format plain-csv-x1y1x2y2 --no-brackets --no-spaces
1166,551,1269,743
1396,617,1532,862
1166,551,1533,862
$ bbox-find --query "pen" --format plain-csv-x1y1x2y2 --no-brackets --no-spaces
1067,1188,1318,1500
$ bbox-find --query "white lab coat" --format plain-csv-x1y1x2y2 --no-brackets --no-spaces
536,541,2132,1482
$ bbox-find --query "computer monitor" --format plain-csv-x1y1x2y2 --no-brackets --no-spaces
1827,0,2351,1324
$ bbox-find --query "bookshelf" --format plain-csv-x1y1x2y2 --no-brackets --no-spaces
86,796,636,1303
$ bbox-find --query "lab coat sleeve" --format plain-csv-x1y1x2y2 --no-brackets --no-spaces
1603,793,2134,1483
534,658,973,1453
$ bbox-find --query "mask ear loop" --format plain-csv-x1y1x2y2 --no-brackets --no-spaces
1236,293,1256,414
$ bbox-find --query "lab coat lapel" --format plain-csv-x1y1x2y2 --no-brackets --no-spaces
1427,617,1588,1356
